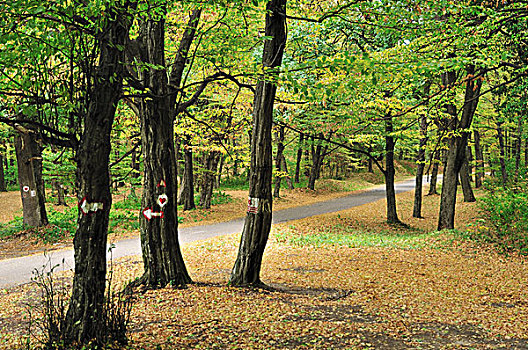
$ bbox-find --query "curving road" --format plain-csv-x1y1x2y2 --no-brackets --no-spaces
0,177,425,289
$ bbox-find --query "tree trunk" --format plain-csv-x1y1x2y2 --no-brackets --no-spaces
460,147,476,202
384,115,401,224
308,134,327,190
131,146,140,179
514,116,522,181
438,66,482,230
281,154,294,190
525,138,528,168
230,0,286,286
413,112,428,218
367,147,374,173
179,140,195,210
216,155,224,188
64,6,134,343
135,16,191,289
273,125,285,198
428,150,440,195
0,153,6,192
474,130,484,188
14,128,48,226
52,179,67,206
200,151,220,209
497,120,508,187
294,132,303,183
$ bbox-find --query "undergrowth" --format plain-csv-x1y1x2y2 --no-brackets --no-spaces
24,255,134,349
276,224,433,250
467,175,528,255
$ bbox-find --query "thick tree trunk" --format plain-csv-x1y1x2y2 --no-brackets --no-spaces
474,130,484,188
294,133,303,183
413,112,428,218
497,120,508,187
438,66,482,230
64,6,134,343
384,115,401,224
273,126,285,198
178,140,195,210
230,0,286,286
136,17,191,289
14,129,48,226
460,147,476,202
199,151,220,209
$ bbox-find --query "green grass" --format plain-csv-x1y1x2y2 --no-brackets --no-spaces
276,224,436,250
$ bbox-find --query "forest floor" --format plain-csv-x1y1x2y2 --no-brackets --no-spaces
2,183,528,349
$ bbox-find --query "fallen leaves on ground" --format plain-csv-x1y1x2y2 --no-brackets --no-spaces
1,187,527,349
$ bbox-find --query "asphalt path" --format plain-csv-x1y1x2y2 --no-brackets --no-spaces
0,177,424,289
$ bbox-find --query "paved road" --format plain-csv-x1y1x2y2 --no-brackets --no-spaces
0,177,423,289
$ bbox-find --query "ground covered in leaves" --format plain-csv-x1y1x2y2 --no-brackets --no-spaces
2,188,528,349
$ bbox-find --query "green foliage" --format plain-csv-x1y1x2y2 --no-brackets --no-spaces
470,175,528,255
219,176,249,190
276,224,432,250
196,190,232,207
113,193,141,210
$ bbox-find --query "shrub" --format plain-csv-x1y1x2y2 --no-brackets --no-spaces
473,177,528,255
26,256,134,349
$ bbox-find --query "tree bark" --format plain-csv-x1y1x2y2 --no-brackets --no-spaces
384,114,401,224
14,128,48,226
273,125,285,198
413,112,428,218
474,130,484,188
460,147,476,202
497,120,508,187
64,5,134,343
514,116,522,181
307,134,327,190
199,151,220,209
52,179,67,205
230,0,287,286
428,150,440,195
0,153,5,192
281,154,294,190
216,155,224,188
438,66,482,230
178,139,195,210
135,16,191,288
294,132,303,183
367,147,374,173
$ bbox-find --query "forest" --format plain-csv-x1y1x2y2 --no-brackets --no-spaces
0,0,527,349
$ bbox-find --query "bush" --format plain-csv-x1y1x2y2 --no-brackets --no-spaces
26,256,134,349
472,177,528,255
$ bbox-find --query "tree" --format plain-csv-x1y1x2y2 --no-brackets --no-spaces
230,0,287,286
63,3,137,343
412,95,429,218
130,8,202,288
438,66,482,230
13,125,48,226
